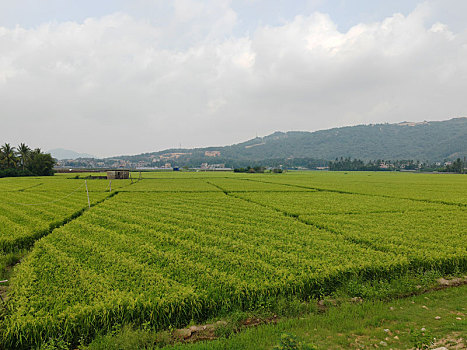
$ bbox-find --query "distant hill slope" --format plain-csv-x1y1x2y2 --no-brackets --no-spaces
49,148,95,160
125,117,466,164
223,117,467,161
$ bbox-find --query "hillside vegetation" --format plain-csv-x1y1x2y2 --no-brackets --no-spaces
110,117,467,167
223,117,467,161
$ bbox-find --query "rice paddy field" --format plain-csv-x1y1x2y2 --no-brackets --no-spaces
0,171,466,348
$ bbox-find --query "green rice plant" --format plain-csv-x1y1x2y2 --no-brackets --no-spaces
0,172,465,348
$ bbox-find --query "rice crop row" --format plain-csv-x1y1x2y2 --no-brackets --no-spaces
0,184,108,252
3,192,407,348
1,173,466,348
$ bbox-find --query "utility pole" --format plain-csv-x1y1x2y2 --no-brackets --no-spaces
85,180,90,208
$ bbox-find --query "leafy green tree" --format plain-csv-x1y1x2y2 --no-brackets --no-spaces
450,158,464,173
27,151,55,176
0,143,17,169
17,143,31,170
0,143,55,177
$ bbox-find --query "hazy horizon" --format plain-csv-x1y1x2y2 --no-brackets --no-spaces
48,116,464,159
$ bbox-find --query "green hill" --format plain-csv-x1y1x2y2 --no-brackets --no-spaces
219,117,466,161
111,117,467,167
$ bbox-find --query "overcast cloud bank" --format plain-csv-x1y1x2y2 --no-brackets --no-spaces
1,0,466,157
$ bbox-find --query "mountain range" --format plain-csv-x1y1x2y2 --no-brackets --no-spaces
57,117,467,168
112,117,467,165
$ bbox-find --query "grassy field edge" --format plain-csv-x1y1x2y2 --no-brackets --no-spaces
78,272,467,350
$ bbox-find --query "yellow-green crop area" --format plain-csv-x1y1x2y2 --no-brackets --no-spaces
0,171,466,348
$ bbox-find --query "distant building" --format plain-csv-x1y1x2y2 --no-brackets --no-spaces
199,163,231,171
379,163,390,169
107,170,130,179
205,150,221,157
209,163,226,169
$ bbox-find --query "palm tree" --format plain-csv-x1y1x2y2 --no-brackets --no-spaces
17,143,30,170
0,143,17,168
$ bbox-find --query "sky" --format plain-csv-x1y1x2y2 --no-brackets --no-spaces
1,0,466,158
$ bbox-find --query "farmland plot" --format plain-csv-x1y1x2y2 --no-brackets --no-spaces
249,172,467,205
0,182,108,253
3,192,406,347
0,172,465,348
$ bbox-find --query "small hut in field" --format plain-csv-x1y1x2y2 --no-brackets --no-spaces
106,170,130,180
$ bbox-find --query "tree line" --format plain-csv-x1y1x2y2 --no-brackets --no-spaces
0,143,56,178
443,158,465,173
329,157,466,173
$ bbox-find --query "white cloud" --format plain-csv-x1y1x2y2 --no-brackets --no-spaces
0,1,466,157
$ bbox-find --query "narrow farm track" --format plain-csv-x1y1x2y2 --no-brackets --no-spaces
16,183,44,192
